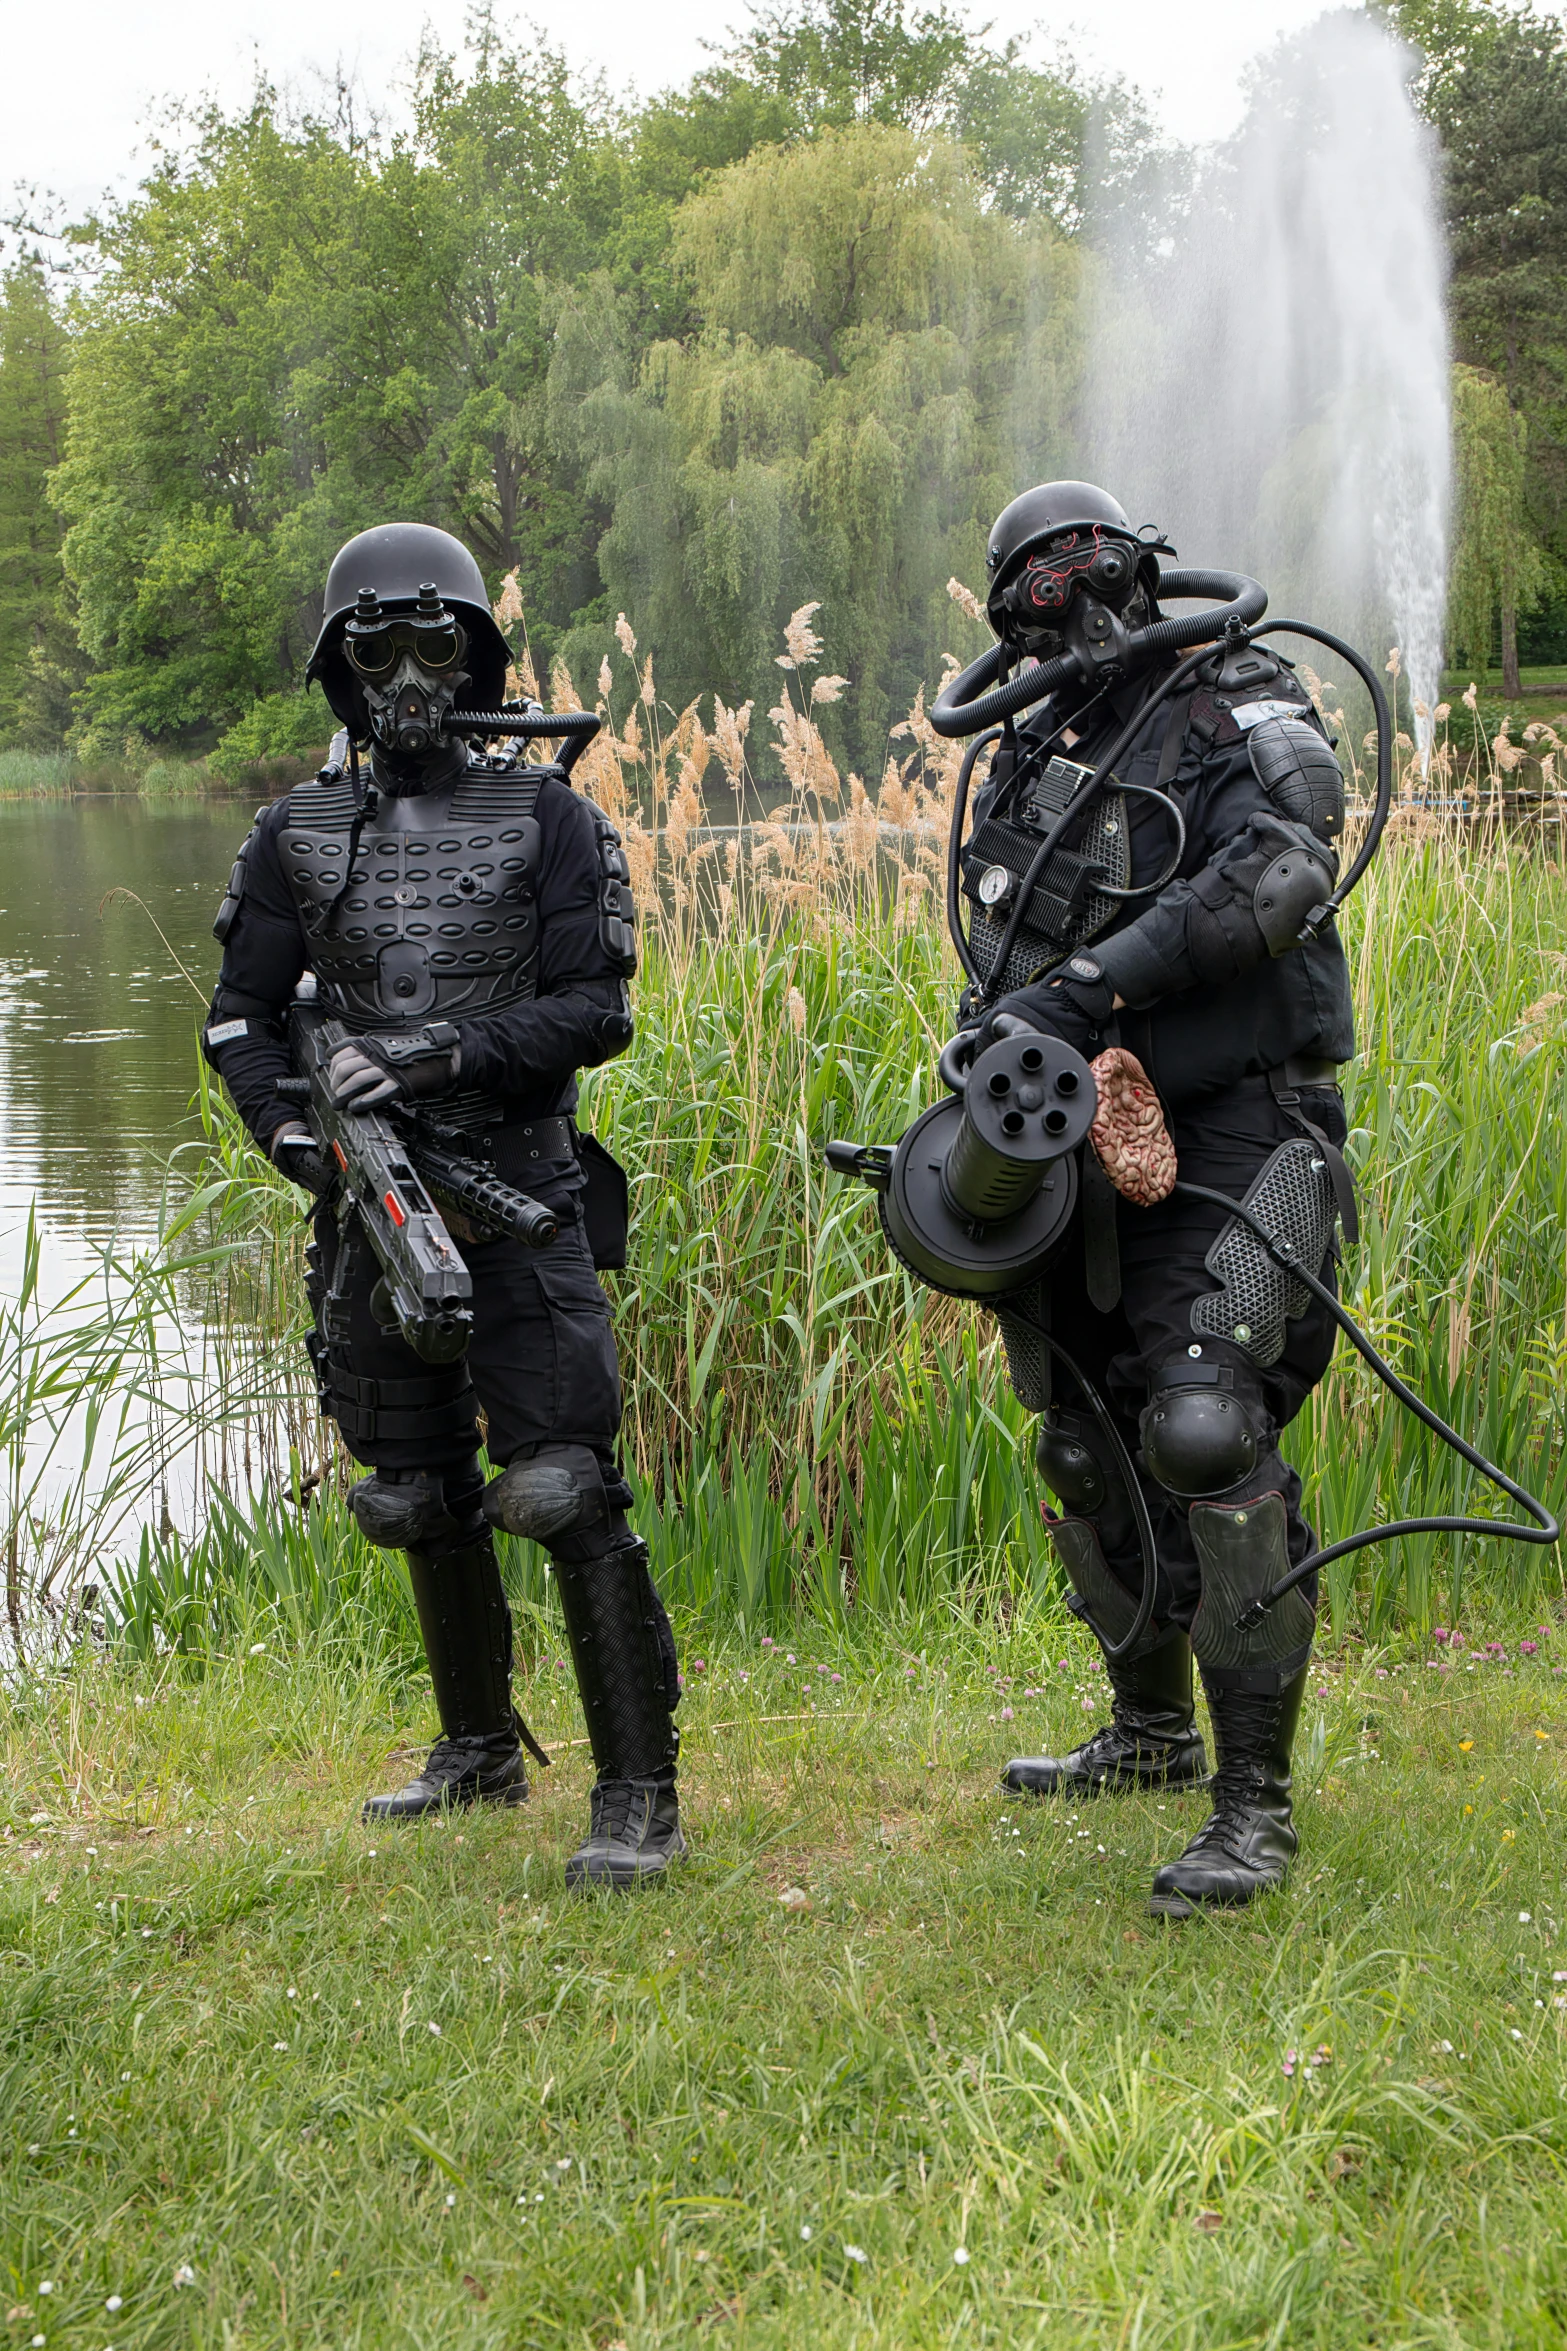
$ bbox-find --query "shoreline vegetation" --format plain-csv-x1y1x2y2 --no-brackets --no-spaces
4,617,1566,1663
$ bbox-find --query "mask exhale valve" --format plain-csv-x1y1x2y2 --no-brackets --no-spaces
827,1030,1097,1297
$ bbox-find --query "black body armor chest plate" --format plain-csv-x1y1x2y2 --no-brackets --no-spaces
281,763,545,1036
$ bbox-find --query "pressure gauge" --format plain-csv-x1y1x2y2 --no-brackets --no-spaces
978,864,1014,909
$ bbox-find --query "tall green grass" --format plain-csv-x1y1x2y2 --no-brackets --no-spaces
8,614,1566,1653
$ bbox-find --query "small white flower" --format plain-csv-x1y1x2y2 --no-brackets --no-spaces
30,2335,44,2347
1511,2028,1524,2040
427,2022,441,2036
106,2297,123,2313
38,2284,53,2296
286,1987,297,2000
800,2224,812,2241
272,2041,288,2051
445,2193,456,2208
953,2246,971,2265
844,2243,868,2264
121,2072,130,2081
1520,1911,1532,1923
249,1642,267,1653
557,2156,573,2169
172,2264,196,2287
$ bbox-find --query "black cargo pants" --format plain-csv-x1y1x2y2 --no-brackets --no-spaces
997,1077,1347,1629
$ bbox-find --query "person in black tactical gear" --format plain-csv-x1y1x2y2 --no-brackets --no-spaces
963,483,1354,1918
202,522,684,1888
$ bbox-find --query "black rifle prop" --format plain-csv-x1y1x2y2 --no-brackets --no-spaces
275,1008,559,1366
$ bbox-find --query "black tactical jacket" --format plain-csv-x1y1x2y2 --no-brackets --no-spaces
203,751,635,1151
982,655,1355,1108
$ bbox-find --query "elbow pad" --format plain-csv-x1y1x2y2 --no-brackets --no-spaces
590,806,638,975
1252,836,1334,955
1187,818,1335,983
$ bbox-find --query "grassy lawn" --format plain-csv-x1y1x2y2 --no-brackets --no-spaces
5,1611,1567,2349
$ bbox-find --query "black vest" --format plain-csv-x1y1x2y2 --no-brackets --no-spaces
280,759,545,1127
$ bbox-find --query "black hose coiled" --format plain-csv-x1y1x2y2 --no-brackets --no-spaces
928,568,1269,739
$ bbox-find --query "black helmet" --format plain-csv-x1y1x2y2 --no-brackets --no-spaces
984,481,1166,640
306,523,511,731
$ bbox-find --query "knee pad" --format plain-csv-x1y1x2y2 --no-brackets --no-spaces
348,1470,465,1552
482,1444,610,1546
1141,1361,1261,1499
1034,1409,1134,1550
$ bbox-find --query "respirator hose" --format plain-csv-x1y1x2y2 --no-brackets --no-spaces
1252,621,1393,912
929,569,1269,740
442,703,602,776
1171,1179,1559,1626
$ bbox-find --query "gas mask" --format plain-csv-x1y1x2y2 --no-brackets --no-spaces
992,525,1150,670
344,583,471,774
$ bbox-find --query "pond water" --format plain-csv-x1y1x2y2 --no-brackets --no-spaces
0,795,241,1282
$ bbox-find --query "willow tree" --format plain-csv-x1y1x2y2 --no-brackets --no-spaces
571,122,1079,776
0,260,75,742
1448,363,1547,689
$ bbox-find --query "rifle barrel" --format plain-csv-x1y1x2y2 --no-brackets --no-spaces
415,1143,559,1249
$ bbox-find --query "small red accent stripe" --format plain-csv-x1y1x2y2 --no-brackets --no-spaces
385,1190,406,1227
331,1140,348,1172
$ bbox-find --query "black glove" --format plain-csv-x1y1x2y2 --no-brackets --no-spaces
268,1119,333,1196
326,1023,462,1111
978,952,1117,1057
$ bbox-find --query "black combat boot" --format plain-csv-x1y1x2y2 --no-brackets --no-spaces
1003,1514,1208,1796
1148,1665,1308,1916
364,1526,541,1821
550,1534,685,1889
1003,1620,1208,1796
1148,1488,1316,1915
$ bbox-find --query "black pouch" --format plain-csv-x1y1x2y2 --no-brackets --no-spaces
576,1131,630,1271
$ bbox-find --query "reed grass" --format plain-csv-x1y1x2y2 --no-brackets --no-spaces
5,607,1565,1651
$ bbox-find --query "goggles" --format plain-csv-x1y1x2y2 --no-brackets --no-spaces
1004,527,1140,623
344,614,468,679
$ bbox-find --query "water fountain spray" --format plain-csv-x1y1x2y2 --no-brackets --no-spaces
1083,10,1450,757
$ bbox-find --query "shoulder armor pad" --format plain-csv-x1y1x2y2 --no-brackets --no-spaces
1248,715,1344,843
213,820,261,943
586,801,637,976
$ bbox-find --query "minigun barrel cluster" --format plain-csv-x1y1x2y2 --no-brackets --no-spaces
827,1030,1097,1298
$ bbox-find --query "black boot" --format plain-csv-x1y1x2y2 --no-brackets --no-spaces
1148,1665,1308,1916
550,1533,685,1889
1003,1622,1208,1796
1003,1514,1208,1795
364,1527,540,1821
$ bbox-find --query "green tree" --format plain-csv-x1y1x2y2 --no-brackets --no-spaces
1448,361,1548,683
571,124,1079,768
1429,8,1567,683
53,24,631,760
0,259,75,742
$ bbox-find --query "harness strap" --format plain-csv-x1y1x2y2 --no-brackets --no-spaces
1267,1063,1359,1243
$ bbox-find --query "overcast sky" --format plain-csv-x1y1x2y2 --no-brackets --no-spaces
4,0,1343,225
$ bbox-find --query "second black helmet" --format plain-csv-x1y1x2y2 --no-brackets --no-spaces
985,481,1163,641
305,523,512,733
